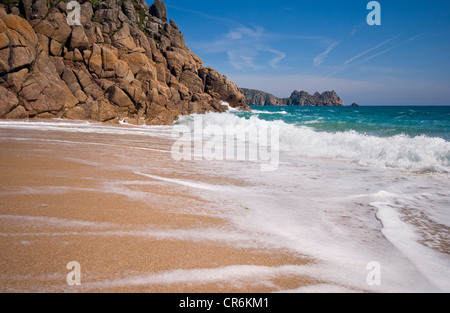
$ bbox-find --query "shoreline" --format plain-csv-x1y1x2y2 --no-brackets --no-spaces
0,130,313,293
1,117,449,293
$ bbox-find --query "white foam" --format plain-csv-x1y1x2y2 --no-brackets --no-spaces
0,215,115,229
372,196,450,292
221,101,239,112
0,120,173,138
0,227,265,249
135,171,232,192
0,186,98,195
277,284,358,293
252,109,289,115
2,115,448,174
184,155,448,292
183,111,450,173
11,113,449,175
76,265,304,290
2,116,449,292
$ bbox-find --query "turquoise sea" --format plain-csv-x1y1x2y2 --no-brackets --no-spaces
242,106,450,141
222,105,450,173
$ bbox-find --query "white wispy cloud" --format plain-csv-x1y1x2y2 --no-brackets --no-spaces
203,26,287,70
343,36,398,66
361,35,422,62
269,49,287,68
326,34,421,77
227,50,262,70
314,42,339,66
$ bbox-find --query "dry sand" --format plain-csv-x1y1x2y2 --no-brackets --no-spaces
0,125,314,293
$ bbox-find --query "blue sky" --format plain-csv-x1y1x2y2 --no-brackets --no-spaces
149,1,450,105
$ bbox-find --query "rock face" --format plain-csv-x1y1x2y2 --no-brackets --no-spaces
287,90,344,107
0,0,249,124
150,0,167,21
240,88,283,106
241,88,345,107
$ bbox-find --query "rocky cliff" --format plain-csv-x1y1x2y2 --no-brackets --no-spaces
0,0,249,125
241,88,344,107
240,88,283,106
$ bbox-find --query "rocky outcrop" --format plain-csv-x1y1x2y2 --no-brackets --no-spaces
0,0,249,124
287,90,344,107
150,0,167,21
241,88,345,107
240,88,283,106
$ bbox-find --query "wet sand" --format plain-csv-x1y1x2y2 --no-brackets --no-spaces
0,125,313,293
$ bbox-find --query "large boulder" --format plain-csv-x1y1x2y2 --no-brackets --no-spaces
199,68,248,108
1,68,29,93
69,26,90,51
180,70,204,94
150,0,168,21
6,105,28,119
21,0,48,20
89,44,103,75
111,23,136,50
101,46,119,71
120,52,149,75
106,85,134,108
0,85,19,117
65,98,118,122
0,10,37,76
19,72,67,114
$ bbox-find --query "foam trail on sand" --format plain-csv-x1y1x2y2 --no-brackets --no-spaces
135,171,232,192
0,227,264,248
2,137,172,154
0,215,115,229
0,120,173,138
71,265,305,291
371,193,450,292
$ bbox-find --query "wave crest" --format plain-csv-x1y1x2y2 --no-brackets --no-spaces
182,112,450,173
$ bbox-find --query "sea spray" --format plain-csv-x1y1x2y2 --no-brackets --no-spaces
171,115,280,172
176,110,450,173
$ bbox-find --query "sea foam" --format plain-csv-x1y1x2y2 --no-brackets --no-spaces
179,111,450,173
2,114,448,173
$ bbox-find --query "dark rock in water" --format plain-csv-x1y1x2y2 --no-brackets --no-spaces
241,88,345,107
351,103,360,107
0,0,249,125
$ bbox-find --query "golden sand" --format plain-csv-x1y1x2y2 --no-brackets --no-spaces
0,129,314,293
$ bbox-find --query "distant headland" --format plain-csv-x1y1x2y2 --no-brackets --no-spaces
241,88,345,107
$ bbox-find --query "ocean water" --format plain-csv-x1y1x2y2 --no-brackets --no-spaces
239,106,450,173
249,106,450,141
175,105,450,292
0,105,449,292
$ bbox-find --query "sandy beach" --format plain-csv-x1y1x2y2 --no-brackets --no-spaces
1,117,449,293
0,122,312,293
